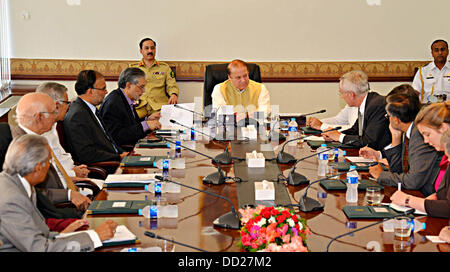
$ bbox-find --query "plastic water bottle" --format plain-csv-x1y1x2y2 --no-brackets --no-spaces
162,159,169,178
145,182,181,194
339,150,347,162
346,166,359,203
333,148,339,162
287,118,299,146
175,141,181,158
190,128,195,141
317,144,329,176
138,204,178,219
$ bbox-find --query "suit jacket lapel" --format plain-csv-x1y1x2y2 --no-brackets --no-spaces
117,89,140,123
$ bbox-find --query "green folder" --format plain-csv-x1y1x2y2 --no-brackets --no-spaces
102,239,138,248
300,126,322,135
87,200,152,215
329,161,388,172
342,205,414,219
306,140,357,149
320,179,384,190
136,139,170,148
120,155,168,167
104,182,151,188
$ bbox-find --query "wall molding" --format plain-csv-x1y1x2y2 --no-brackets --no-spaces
11,58,429,82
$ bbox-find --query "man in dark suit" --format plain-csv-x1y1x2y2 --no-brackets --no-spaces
322,70,391,150
360,84,442,196
99,67,161,149
63,70,128,171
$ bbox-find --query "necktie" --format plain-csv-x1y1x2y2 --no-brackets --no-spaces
95,108,119,153
30,187,37,206
358,109,363,136
49,148,78,191
402,134,409,173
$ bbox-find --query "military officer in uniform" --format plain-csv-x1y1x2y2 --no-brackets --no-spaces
130,38,180,118
412,39,450,103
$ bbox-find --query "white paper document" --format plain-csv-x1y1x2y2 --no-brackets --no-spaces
105,173,156,184
160,103,195,129
56,225,137,244
426,236,447,243
389,203,427,216
345,156,375,163
303,135,325,141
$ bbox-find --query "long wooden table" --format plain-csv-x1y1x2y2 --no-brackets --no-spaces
87,131,449,252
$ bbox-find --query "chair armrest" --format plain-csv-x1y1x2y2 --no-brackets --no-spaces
87,166,108,180
74,180,101,199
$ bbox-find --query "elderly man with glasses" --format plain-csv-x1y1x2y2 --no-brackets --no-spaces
99,67,161,149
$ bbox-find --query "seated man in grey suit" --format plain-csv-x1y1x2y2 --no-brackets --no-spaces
360,84,443,196
0,134,117,252
9,82,90,178
13,92,91,212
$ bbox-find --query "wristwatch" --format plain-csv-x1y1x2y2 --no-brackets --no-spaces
405,197,410,207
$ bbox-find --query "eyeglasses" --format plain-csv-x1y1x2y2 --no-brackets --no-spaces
58,100,71,106
40,111,58,118
384,113,391,119
92,86,107,91
135,84,146,91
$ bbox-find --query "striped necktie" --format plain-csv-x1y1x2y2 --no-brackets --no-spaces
402,134,409,173
49,148,78,191
95,108,119,153
358,109,363,136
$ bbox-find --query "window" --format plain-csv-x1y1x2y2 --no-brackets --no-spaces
0,0,11,101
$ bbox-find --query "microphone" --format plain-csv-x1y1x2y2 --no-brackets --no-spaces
286,139,358,186
268,110,325,142
155,175,240,230
144,231,209,252
291,171,350,212
170,119,233,164
325,208,416,252
156,135,226,185
277,126,342,164
301,109,326,117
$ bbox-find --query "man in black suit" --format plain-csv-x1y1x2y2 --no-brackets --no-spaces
322,70,391,150
99,67,161,149
63,70,128,171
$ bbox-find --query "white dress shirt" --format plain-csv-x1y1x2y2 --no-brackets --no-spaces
18,123,71,200
42,123,76,177
211,83,271,114
320,105,359,131
339,93,368,143
412,61,450,103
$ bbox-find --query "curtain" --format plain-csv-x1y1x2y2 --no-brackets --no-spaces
0,0,11,101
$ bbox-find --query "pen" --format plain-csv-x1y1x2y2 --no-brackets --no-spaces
397,179,401,191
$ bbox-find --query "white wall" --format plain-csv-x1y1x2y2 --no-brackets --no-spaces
7,0,448,116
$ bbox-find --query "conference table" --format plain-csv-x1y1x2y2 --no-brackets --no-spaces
86,125,449,252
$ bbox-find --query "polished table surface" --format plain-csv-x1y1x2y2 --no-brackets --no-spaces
86,132,450,252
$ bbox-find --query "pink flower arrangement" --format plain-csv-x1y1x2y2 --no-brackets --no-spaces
237,205,310,252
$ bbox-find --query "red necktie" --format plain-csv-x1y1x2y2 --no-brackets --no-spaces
402,135,409,173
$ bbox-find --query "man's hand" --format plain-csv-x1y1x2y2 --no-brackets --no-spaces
120,152,129,160
168,94,178,104
306,117,323,130
148,111,161,120
390,190,411,206
61,219,90,233
359,146,381,160
439,226,450,243
368,163,384,179
146,120,162,131
95,220,119,242
70,190,92,211
322,128,341,142
389,123,403,147
73,164,89,178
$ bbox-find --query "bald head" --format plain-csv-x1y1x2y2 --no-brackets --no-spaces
16,92,57,135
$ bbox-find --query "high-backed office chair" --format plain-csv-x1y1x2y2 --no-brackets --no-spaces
55,120,111,180
0,122,13,172
203,63,262,111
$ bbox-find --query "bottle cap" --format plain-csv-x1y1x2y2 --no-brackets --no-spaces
343,151,347,156
321,144,327,147
349,165,357,170
422,223,426,230
144,185,148,191
291,118,296,121
138,209,143,216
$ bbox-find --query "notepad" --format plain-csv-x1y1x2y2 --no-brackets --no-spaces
56,225,138,247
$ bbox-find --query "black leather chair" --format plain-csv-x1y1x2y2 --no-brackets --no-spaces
203,63,261,111
0,122,13,172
